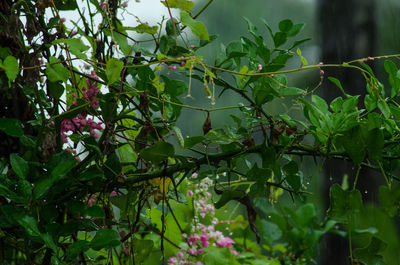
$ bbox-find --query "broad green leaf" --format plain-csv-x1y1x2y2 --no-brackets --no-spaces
202,246,240,265
129,23,158,35
52,38,89,59
40,233,58,254
140,141,175,163
377,100,391,119
327,184,363,222
184,136,205,148
163,76,188,96
335,125,366,164
180,11,209,41
311,95,329,113
277,86,305,97
379,184,400,217
90,229,121,250
48,82,65,99
161,0,194,12
66,240,90,259
353,237,387,265
366,128,383,161
215,190,244,209
286,174,301,191
106,58,124,85
207,129,234,145
51,160,77,181
46,56,70,82
85,206,105,218
132,239,154,264
278,19,293,32
1,55,19,85
10,154,29,179
287,23,305,37
273,32,287,47
0,118,23,137
364,94,377,112
294,203,316,228
15,215,40,237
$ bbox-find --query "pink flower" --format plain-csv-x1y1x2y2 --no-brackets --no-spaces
230,250,239,257
191,172,198,179
257,64,262,72
176,252,183,259
60,17,66,23
200,234,209,248
216,236,235,248
187,235,199,245
168,257,177,265
121,1,128,7
187,190,194,197
188,248,197,255
110,191,118,197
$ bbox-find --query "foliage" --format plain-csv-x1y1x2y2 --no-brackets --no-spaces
0,0,400,264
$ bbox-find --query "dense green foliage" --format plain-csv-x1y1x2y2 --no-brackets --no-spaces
0,0,400,264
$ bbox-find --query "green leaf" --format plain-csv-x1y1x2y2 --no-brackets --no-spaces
130,23,158,35
66,240,90,260
85,206,105,218
327,184,363,222
202,246,239,265
52,38,90,59
10,154,29,179
328,77,348,97
140,141,175,163
184,136,205,148
294,203,316,228
106,58,124,85
0,55,19,85
161,0,194,12
312,95,329,113
46,56,70,82
277,86,305,97
132,239,154,263
180,11,209,41
364,94,377,112
278,19,293,32
90,229,121,250
273,32,287,47
384,60,400,97
0,118,23,137
48,82,65,99
215,190,244,209
335,125,366,164
207,129,234,145
366,128,383,161
163,76,188,96
379,184,400,217
296,48,308,65
15,215,40,237
353,237,387,265
287,23,305,37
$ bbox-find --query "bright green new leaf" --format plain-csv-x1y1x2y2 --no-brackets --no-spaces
162,0,194,12
0,118,23,137
296,48,308,65
10,153,29,179
279,19,294,32
180,11,209,41
46,56,70,82
0,55,19,85
106,58,124,85
172,126,184,148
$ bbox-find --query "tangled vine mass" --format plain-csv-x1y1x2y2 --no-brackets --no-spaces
1,0,400,264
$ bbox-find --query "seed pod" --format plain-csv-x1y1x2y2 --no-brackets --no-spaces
202,112,212,135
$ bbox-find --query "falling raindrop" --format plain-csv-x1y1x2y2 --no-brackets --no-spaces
364,190,368,194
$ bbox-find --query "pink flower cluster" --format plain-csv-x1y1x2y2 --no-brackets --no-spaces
168,175,239,265
60,71,103,144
